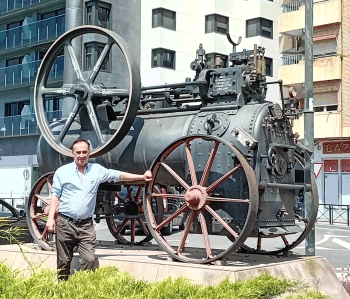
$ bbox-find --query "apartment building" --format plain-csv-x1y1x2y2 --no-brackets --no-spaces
278,0,349,205
0,0,281,202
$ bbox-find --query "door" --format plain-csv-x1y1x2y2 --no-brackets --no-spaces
325,173,339,204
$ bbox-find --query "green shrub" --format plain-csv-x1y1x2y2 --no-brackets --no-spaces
0,263,329,299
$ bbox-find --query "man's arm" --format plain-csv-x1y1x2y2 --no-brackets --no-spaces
119,170,153,183
46,195,60,232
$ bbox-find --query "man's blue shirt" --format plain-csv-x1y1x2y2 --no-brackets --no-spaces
51,162,121,220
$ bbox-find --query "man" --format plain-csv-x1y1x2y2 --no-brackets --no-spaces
46,139,152,280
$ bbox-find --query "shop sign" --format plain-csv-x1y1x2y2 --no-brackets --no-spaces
323,141,350,154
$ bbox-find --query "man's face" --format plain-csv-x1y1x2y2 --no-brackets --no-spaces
72,142,90,168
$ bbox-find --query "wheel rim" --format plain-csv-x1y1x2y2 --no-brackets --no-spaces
34,25,141,158
106,185,152,245
27,172,56,251
241,153,319,255
144,135,259,264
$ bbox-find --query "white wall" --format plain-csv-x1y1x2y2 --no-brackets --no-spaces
140,0,282,101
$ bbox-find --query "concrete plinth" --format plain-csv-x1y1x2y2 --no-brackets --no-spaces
0,241,348,299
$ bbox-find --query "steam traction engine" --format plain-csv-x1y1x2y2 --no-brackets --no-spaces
27,26,318,264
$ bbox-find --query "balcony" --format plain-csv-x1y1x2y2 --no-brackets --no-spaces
0,14,65,51
278,54,341,85
279,0,341,34
293,112,341,139
0,55,63,88
0,110,62,137
0,0,49,15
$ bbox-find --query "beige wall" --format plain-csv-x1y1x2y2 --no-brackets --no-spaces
278,56,341,85
279,0,341,34
294,112,341,139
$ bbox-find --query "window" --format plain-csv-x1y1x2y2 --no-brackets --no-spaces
246,18,273,38
6,56,23,67
7,20,22,30
5,100,30,117
44,96,62,112
265,57,273,76
152,8,176,30
205,14,229,34
85,1,111,29
84,42,111,72
40,8,65,20
152,48,175,69
205,53,228,69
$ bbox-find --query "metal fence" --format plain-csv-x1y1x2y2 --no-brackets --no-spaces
0,14,65,51
282,54,305,66
317,204,350,225
0,55,64,88
0,110,62,137
281,0,305,13
0,0,50,15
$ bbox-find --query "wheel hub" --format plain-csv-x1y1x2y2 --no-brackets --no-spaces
184,185,208,210
77,83,91,99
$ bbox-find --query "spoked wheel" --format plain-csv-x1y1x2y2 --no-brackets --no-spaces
144,135,259,264
34,25,141,158
27,172,56,251
241,153,319,255
106,185,152,245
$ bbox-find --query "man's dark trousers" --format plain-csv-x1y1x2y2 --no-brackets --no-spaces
56,214,96,280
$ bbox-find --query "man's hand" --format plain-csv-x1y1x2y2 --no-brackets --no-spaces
46,218,56,233
143,170,153,182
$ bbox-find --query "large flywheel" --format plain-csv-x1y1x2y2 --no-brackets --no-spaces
34,25,141,157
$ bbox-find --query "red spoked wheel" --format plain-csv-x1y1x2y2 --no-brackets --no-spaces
240,153,319,255
143,135,259,264
106,185,153,245
27,172,56,251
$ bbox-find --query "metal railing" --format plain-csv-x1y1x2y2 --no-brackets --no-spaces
0,55,63,88
0,110,62,137
282,54,305,66
281,0,305,13
0,0,50,15
0,14,65,51
317,204,350,225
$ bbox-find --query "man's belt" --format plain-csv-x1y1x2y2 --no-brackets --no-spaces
58,212,93,225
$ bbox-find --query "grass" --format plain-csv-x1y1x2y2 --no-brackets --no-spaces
0,263,329,299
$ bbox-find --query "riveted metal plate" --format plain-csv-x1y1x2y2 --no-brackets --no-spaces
189,112,230,137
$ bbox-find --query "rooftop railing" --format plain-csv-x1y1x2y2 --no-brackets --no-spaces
0,55,63,88
0,0,50,15
282,54,305,66
281,0,305,13
0,14,65,51
0,110,62,137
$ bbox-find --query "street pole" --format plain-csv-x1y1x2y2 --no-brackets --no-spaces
62,0,83,118
304,0,315,255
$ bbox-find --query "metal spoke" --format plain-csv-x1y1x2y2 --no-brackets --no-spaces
205,205,239,239
92,88,129,98
200,140,220,187
137,218,149,236
89,40,114,83
177,210,195,254
66,43,84,81
281,235,289,246
35,194,50,206
32,213,46,220
135,186,143,204
42,86,76,97
131,219,136,242
207,196,249,203
295,214,308,223
185,140,198,186
116,218,129,233
206,164,242,194
57,100,81,142
155,204,188,232
39,227,49,240
257,237,262,251
151,193,185,199
198,211,212,258
160,162,190,190
85,100,105,145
